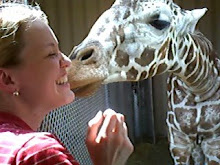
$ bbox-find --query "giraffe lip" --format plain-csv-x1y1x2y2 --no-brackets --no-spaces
71,82,102,97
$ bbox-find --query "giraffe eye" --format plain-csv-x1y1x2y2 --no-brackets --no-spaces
149,20,170,30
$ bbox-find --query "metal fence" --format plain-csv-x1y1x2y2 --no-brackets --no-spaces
40,86,108,165
40,80,159,164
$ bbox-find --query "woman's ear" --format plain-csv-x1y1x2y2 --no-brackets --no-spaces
0,68,16,94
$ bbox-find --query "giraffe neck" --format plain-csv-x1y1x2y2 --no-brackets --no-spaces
165,31,219,102
105,29,219,102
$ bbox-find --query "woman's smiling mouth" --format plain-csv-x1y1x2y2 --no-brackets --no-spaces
56,75,68,85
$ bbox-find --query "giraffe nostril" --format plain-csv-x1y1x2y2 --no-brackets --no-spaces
79,49,94,61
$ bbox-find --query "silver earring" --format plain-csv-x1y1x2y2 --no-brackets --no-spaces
13,91,20,96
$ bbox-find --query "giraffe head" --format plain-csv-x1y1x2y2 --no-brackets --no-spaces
68,0,207,97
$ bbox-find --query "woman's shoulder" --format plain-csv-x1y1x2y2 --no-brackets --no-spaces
22,131,63,149
16,132,80,165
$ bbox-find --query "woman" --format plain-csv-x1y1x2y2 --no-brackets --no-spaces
0,2,133,165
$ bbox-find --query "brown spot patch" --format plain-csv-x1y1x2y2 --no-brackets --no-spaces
175,108,197,134
115,50,129,67
123,9,131,20
185,45,193,64
200,105,220,127
126,67,138,80
135,48,155,67
157,63,168,74
178,40,183,50
167,113,174,124
118,26,125,43
158,39,170,60
148,64,155,78
174,68,182,74
114,10,121,21
105,18,110,24
168,40,174,60
169,62,178,71
110,26,117,48
140,71,147,80
190,56,203,86
185,56,197,79
185,99,196,106
172,80,181,103
97,26,106,36
200,122,213,130
167,83,171,92
208,161,219,165
171,147,190,163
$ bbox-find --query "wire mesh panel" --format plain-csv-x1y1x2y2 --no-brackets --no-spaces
40,86,108,165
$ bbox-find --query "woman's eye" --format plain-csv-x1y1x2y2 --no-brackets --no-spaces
149,20,170,30
48,53,58,58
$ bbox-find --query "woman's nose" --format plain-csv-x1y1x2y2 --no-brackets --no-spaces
60,53,71,68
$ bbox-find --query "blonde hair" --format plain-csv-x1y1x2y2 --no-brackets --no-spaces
0,3,48,67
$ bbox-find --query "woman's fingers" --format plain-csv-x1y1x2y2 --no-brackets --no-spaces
100,109,125,136
103,108,116,117
123,122,128,136
87,111,104,142
96,110,117,143
114,113,124,133
86,109,134,165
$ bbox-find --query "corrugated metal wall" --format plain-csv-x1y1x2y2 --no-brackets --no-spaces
39,0,220,142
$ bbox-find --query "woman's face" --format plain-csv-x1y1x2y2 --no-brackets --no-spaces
12,19,75,110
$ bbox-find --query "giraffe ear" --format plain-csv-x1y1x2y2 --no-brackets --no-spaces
188,8,207,32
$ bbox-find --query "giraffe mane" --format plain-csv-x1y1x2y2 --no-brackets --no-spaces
191,31,216,61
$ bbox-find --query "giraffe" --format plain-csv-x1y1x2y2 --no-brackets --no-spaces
68,0,220,164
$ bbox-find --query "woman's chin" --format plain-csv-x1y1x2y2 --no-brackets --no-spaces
56,82,76,104
64,91,76,104
55,91,76,109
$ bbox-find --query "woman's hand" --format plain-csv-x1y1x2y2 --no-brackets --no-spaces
86,109,134,165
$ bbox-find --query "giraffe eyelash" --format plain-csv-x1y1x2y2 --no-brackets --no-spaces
149,19,170,30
